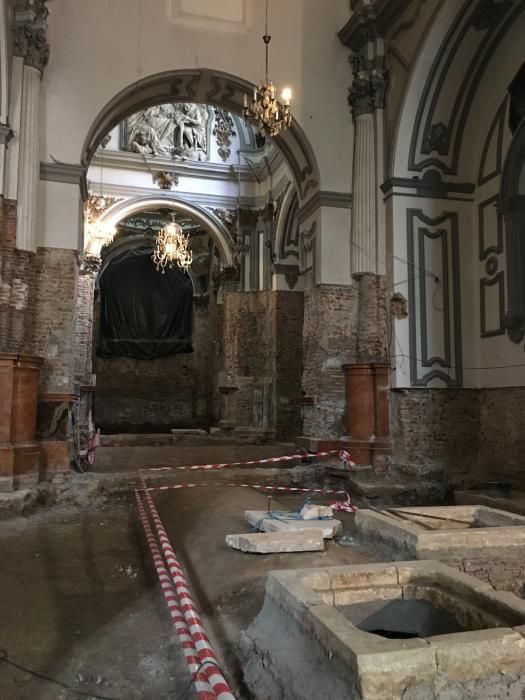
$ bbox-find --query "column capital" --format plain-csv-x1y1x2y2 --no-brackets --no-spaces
348,54,387,119
14,0,50,75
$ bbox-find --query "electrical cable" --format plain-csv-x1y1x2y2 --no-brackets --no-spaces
178,660,228,700
0,648,121,700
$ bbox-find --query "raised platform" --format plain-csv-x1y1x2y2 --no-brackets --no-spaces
456,489,525,517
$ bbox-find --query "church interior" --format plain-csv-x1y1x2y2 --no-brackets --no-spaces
2,0,525,698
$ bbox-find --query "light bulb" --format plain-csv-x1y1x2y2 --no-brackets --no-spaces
281,87,292,105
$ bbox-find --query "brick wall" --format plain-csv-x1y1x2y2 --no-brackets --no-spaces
74,271,96,382
94,300,216,432
478,388,525,487
221,290,303,438
392,387,525,489
302,284,359,437
0,197,35,354
30,247,78,393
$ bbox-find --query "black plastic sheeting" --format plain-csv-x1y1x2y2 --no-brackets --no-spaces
97,246,193,360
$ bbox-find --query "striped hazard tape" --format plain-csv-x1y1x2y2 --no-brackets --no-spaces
137,482,358,511
135,490,216,699
139,477,236,700
140,449,355,474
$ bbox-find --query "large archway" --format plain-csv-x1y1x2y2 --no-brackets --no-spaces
80,68,320,206
95,195,236,267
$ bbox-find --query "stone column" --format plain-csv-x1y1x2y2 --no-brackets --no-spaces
351,112,377,274
342,41,392,469
16,65,40,251
14,1,50,252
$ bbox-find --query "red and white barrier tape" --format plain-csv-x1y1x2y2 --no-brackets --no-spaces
139,477,236,700
135,490,216,699
140,481,351,497
141,449,355,474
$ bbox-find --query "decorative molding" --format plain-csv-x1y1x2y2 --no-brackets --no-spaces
339,0,413,51
85,193,122,224
407,1,521,175
153,171,179,190
478,194,503,260
480,271,505,337
298,190,352,224
212,108,236,162
478,96,508,186
14,0,49,74
407,209,462,387
381,170,475,199
40,160,84,185
280,190,300,260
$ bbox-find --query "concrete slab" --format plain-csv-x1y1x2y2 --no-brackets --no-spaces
245,510,342,539
226,530,325,554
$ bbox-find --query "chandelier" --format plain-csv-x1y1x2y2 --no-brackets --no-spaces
243,0,292,137
152,213,193,273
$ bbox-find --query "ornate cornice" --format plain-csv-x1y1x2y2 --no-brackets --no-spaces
14,0,50,74
340,0,413,51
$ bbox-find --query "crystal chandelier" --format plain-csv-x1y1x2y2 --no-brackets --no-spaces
152,213,193,273
243,0,292,137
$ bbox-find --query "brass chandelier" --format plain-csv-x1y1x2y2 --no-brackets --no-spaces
152,212,193,273
243,0,292,137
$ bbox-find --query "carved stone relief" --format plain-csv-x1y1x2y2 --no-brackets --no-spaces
212,108,236,162
85,193,122,224
14,0,50,74
123,103,211,161
348,53,388,119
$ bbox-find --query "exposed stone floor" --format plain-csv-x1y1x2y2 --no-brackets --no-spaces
0,482,373,699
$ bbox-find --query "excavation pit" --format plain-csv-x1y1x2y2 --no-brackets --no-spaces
354,505,525,559
240,561,525,699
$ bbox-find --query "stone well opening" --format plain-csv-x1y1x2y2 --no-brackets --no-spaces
240,561,525,700
339,598,465,639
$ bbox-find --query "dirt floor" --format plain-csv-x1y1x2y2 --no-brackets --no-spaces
0,475,376,699
155,486,378,696
0,499,194,700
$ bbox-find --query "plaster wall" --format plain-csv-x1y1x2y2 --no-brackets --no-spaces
41,0,352,202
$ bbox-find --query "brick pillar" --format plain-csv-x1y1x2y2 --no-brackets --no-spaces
343,362,391,471
0,353,43,491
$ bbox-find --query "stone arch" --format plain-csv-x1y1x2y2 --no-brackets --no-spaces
391,0,525,180
97,195,235,267
80,68,320,206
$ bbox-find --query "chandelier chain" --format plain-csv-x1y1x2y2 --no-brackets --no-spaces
243,0,292,138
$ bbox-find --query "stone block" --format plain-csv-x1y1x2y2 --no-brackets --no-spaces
245,510,342,538
226,530,324,554
429,628,525,682
333,585,402,606
299,503,333,520
329,563,399,590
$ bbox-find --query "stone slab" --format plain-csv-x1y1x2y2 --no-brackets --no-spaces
245,510,342,538
226,530,325,554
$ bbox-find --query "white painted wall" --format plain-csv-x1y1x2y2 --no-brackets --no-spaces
41,0,352,192
37,180,81,249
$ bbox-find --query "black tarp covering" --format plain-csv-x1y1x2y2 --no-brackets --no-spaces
97,246,193,359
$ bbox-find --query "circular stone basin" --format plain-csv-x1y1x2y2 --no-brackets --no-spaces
339,598,465,639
